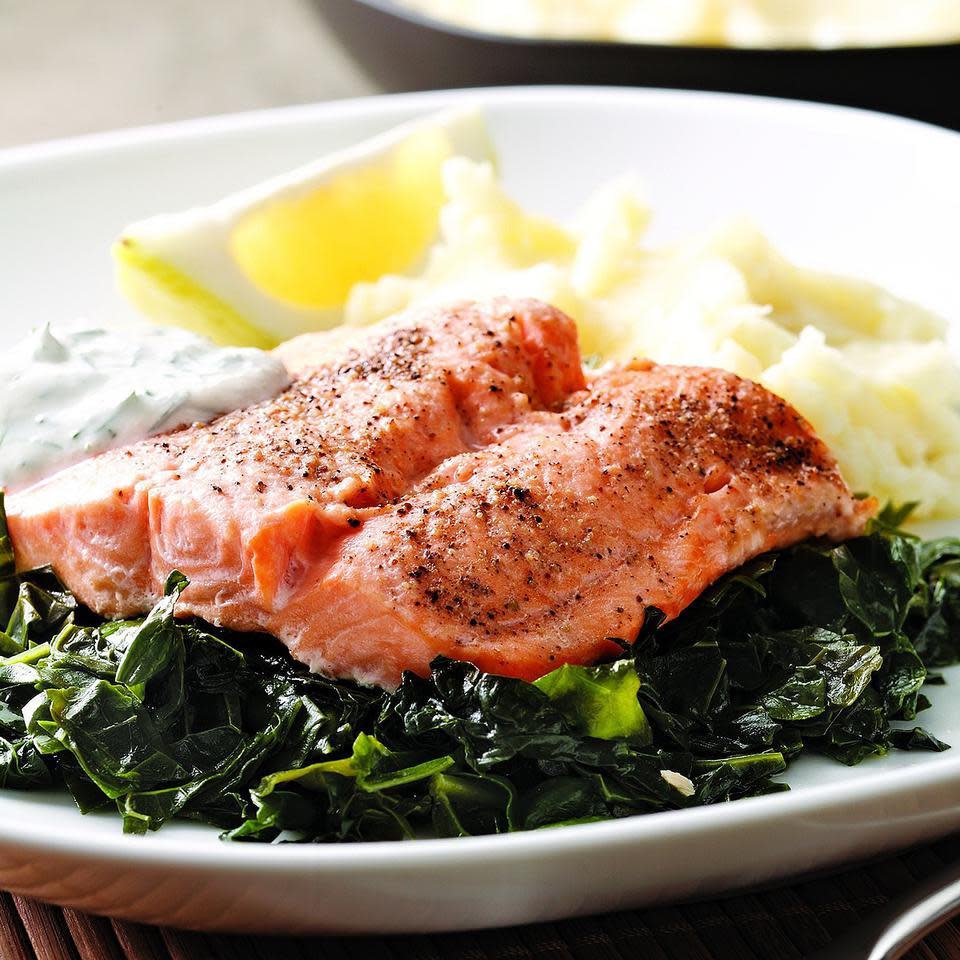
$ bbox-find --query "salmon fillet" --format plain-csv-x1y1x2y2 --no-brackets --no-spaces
271,359,876,683
6,300,583,623
7,299,874,687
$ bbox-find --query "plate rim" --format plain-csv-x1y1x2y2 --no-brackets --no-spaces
1,748,959,870
4,84,960,168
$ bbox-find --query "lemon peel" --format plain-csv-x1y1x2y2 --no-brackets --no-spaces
114,107,494,346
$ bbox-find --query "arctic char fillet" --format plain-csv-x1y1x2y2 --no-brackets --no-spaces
6,299,874,687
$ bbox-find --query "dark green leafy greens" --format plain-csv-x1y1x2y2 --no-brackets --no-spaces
0,501,958,841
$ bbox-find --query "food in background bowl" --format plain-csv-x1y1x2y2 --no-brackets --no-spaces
392,0,960,48
313,2,960,130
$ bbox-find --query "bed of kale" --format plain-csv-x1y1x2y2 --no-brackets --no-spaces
0,498,958,843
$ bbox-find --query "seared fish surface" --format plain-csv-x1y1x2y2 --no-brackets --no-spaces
7,299,874,686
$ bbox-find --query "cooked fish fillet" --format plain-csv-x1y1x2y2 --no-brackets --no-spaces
6,299,874,686
273,359,875,682
7,300,582,620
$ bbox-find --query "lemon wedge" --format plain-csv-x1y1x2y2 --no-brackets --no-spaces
114,108,495,347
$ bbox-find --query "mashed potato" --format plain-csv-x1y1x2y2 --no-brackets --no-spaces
395,0,960,48
344,158,960,518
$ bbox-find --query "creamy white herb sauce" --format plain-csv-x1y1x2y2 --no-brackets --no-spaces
0,324,290,491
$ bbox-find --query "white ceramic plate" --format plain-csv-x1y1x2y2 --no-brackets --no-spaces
0,87,959,936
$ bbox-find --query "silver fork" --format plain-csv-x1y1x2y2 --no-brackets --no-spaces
806,858,960,959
